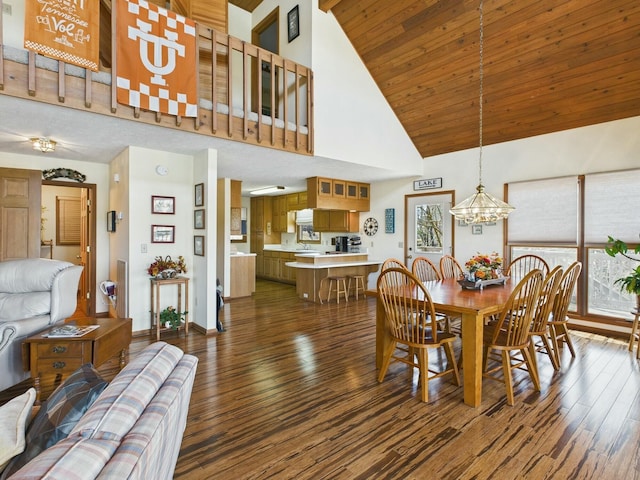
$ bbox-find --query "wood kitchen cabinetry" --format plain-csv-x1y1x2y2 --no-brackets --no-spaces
231,180,242,235
262,251,297,284
307,177,370,211
286,192,307,210
272,195,294,233
313,210,359,233
251,196,280,278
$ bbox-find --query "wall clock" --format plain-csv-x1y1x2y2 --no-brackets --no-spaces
363,217,378,236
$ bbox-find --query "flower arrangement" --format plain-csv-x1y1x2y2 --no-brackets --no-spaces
465,252,503,280
147,255,187,278
159,306,187,330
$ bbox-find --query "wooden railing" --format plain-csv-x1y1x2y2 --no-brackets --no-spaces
0,12,313,155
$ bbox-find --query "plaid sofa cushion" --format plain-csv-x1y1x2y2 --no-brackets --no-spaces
2,364,107,478
72,342,183,442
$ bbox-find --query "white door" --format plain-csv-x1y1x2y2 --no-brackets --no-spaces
404,192,454,271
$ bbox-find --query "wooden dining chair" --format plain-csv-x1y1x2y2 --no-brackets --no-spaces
528,265,564,372
507,254,550,280
412,257,441,282
439,255,464,280
548,261,582,366
482,269,544,406
412,257,453,332
377,267,460,403
382,258,407,272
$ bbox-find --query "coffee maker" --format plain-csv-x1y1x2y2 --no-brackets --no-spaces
335,236,350,253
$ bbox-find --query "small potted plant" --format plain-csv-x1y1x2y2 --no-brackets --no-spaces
605,236,640,311
159,306,187,330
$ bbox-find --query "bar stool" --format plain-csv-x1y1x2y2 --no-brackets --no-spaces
320,276,348,304
347,274,366,300
629,309,640,359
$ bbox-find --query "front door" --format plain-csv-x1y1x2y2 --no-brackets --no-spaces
404,191,455,271
0,168,41,260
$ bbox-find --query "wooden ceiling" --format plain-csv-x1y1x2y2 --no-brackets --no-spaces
319,0,640,158
229,0,263,13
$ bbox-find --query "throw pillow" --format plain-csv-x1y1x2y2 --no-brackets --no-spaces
0,388,36,472
1,364,108,477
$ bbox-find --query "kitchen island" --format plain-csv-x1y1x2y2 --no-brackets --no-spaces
286,252,382,303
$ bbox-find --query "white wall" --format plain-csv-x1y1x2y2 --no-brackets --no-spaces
2,0,25,48
366,115,640,286
310,5,422,176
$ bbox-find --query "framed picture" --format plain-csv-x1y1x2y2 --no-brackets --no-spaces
107,211,116,232
194,235,204,256
457,220,468,227
151,225,175,243
194,209,205,229
287,5,299,43
194,183,204,207
151,195,175,214
472,224,483,235
385,208,395,234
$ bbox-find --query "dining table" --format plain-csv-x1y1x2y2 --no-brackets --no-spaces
369,276,517,407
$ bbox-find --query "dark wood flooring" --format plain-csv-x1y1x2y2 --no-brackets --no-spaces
3,279,640,479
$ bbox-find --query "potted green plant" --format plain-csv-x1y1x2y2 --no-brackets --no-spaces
605,236,640,311
159,306,187,330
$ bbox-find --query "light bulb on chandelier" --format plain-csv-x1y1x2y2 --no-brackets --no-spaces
449,0,514,224
30,137,57,153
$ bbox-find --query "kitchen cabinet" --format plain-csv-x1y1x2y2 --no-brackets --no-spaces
231,180,242,235
313,210,359,233
273,195,294,233
230,254,256,298
307,177,370,211
286,192,308,211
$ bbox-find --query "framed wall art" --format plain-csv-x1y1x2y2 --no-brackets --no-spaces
194,235,204,256
107,210,116,232
384,208,395,233
151,195,175,214
287,5,299,42
194,183,204,207
471,224,483,235
194,209,205,229
151,225,175,243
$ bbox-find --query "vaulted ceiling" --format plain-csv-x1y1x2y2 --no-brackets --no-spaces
319,0,640,158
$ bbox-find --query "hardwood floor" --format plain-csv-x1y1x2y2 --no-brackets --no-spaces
3,279,640,479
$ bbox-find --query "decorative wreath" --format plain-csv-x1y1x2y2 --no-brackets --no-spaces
42,168,86,183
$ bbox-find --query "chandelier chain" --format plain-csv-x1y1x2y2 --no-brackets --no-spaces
478,0,484,185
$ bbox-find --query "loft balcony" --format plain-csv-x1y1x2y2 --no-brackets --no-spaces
0,11,313,156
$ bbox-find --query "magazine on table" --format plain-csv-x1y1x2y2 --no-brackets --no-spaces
43,325,100,338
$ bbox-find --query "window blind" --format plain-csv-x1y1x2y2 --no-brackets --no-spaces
507,176,578,243
584,169,640,244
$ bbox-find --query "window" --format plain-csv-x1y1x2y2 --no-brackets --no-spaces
506,169,640,323
415,202,443,253
56,196,80,245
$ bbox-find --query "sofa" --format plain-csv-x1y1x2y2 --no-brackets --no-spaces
0,259,83,391
6,341,198,479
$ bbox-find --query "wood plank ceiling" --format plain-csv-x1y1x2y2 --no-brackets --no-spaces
319,0,640,158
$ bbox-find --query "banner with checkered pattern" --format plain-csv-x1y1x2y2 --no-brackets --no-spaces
116,0,197,117
24,0,100,71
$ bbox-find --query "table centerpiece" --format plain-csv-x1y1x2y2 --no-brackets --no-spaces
459,252,507,290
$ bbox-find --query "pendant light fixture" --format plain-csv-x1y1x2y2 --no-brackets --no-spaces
450,0,514,224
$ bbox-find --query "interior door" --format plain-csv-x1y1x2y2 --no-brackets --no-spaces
78,187,90,315
0,168,41,260
405,192,454,271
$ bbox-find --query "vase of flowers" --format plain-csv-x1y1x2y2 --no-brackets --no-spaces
465,252,503,281
159,306,187,330
147,255,187,278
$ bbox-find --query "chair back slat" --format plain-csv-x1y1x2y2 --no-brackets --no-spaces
440,255,463,280
530,266,563,334
507,254,550,280
412,257,441,282
550,262,582,324
377,267,440,344
490,269,544,347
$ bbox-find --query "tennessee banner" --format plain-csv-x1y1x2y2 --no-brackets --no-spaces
24,0,99,71
116,0,197,117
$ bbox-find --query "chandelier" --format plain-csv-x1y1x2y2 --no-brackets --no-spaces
449,0,514,225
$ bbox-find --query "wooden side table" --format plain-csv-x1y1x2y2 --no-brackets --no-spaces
629,309,640,359
150,277,189,341
24,317,132,402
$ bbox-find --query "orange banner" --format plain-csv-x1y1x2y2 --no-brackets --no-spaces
24,0,100,71
116,0,197,117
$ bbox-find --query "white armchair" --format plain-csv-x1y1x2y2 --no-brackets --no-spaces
0,259,83,391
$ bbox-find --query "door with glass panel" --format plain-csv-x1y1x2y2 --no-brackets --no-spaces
405,192,454,271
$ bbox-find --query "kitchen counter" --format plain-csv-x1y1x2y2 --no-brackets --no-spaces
230,254,256,298
285,253,381,303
